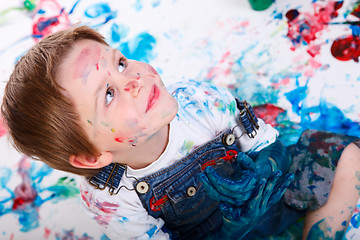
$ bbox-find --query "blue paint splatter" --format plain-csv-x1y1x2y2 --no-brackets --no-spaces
100,234,111,240
350,213,360,228
134,0,143,11
84,3,117,27
146,225,159,238
0,157,80,232
110,23,129,43
119,32,157,63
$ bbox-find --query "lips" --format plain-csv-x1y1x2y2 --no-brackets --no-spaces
146,85,160,113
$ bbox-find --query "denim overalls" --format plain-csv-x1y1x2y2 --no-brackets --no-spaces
89,129,241,239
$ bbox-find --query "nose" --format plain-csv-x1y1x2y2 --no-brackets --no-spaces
121,60,147,97
124,79,141,97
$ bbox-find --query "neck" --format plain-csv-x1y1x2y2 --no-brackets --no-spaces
113,124,170,169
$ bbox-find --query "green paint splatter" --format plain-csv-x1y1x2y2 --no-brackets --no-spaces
24,0,36,11
228,101,236,116
46,177,80,202
87,120,93,126
181,140,194,155
101,121,110,127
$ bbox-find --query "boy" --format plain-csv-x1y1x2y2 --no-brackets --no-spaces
2,26,360,239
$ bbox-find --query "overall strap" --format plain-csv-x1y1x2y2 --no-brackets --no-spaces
88,163,126,195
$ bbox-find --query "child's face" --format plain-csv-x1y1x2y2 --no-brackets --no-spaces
57,39,178,163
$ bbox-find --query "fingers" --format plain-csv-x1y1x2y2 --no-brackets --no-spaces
244,178,267,216
259,170,282,212
203,167,257,204
236,152,256,171
199,171,242,205
219,202,243,221
268,172,294,206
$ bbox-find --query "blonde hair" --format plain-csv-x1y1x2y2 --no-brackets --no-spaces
1,26,109,176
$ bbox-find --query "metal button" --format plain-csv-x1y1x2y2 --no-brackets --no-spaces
223,134,235,146
136,181,150,194
187,186,197,197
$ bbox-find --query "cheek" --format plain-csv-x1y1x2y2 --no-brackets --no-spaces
147,64,158,75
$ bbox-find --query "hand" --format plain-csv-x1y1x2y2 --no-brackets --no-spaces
253,139,292,178
200,162,294,240
199,152,259,205
218,170,294,222
199,167,258,206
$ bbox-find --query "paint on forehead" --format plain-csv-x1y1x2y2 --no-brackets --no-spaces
73,44,101,84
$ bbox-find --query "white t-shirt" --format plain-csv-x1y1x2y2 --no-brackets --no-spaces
80,80,278,239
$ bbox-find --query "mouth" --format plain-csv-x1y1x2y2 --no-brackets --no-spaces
146,85,160,113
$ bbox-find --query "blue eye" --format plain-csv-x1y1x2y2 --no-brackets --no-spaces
118,57,126,73
105,88,114,106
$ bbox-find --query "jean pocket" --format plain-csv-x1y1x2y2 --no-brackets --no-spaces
160,165,218,226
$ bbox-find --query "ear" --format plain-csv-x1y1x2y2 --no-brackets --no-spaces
69,151,113,169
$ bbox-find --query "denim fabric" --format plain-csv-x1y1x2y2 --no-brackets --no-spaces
88,163,125,194
134,129,240,240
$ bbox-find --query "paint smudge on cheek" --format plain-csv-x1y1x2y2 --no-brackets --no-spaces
147,64,158,75
100,121,110,127
125,119,139,128
73,45,101,84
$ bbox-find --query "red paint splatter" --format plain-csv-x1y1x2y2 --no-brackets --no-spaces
12,158,37,210
95,201,119,214
285,1,343,56
115,137,124,143
32,0,71,41
253,104,286,126
331,35,360,62
351,3,360,18
80,190,91,207
43,227,51,239
206,51,234,80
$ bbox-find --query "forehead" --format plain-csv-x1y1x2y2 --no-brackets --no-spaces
57,39,111,85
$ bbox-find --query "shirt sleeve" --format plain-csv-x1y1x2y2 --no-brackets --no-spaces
79,178,170,240
168,80,278,154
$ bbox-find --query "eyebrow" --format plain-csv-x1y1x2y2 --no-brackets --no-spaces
112,48,117,65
